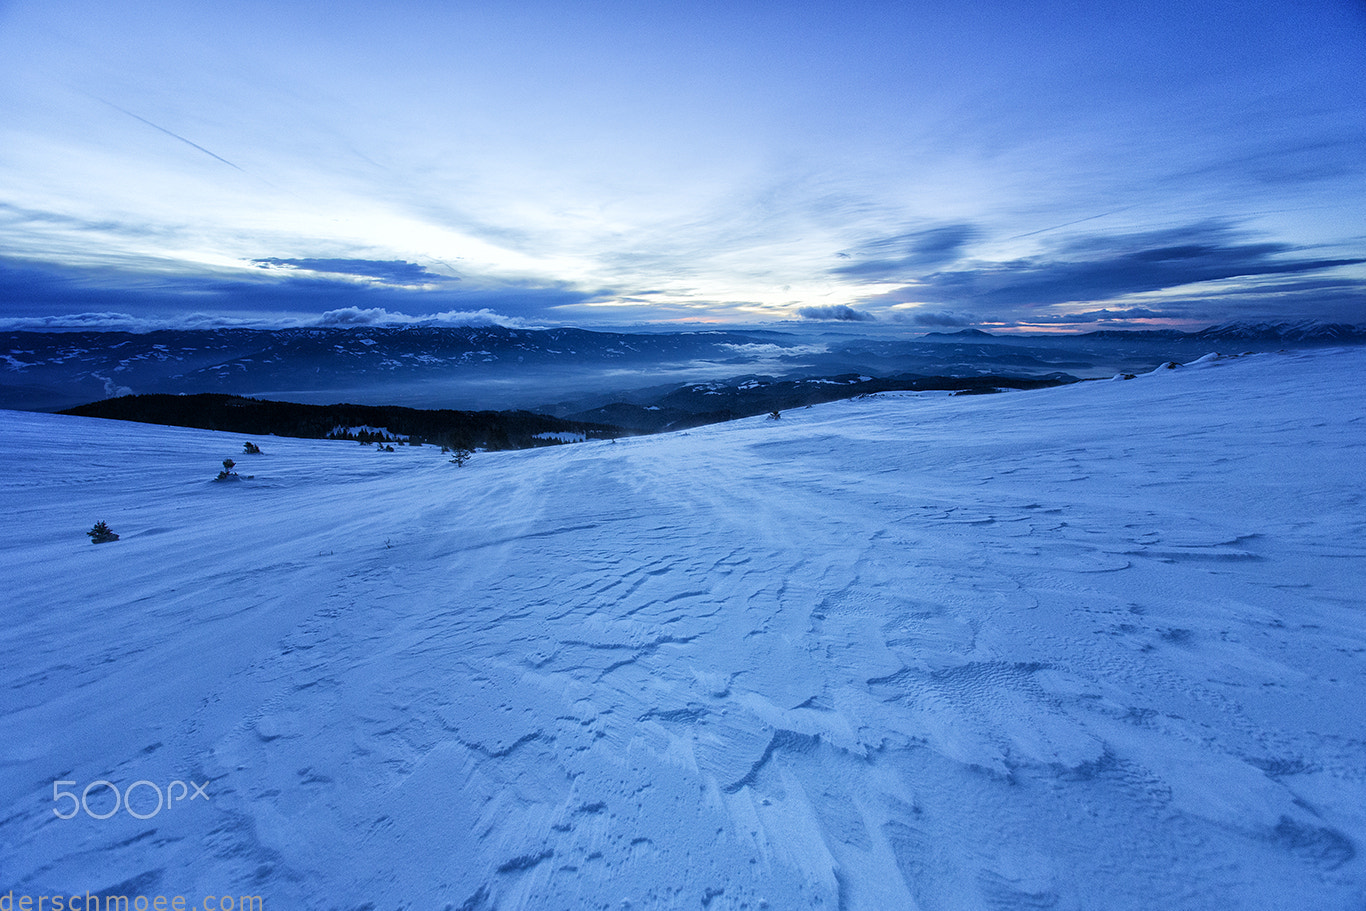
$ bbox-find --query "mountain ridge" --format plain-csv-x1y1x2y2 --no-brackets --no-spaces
922,320,1366,342
6,320,1363,414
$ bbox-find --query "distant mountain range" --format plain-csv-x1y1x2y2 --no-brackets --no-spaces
4,320,1362,414
0,325,792,412
923,320,1366,343
1180,321,1366,342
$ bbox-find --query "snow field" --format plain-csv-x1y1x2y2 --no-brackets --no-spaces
1,347,1364,909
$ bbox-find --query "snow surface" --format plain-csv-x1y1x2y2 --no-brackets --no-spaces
3,348,1365,909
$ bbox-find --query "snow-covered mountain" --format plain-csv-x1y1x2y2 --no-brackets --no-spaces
2,347,1365,909
1190,320,1366,342
1068,321,1366,343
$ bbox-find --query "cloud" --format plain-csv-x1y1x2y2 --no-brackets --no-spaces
908,223,1365,310
0,311,257,332
312,307,535,328
831,224,979,280
250,258,452,285
1061,307,1188,322
796,304,875,321
0,255,610,323
0,202,168,240
995,307,1198,325
896,310,973,327
847,223,1366,330
718,342,829,358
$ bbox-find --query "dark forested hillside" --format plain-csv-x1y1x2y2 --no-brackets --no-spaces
62,393,624,450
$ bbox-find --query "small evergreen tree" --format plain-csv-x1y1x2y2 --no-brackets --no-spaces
449,447,473,467
87,521,119,544
243,442,262,454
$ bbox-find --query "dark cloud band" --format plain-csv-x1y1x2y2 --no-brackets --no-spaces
854,222,1366,326
250,258,452,285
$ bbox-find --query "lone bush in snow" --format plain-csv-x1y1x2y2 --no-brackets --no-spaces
767,410,782,420
215,458,239,482
242,442,262,454
87,521,119,544
449,447,473,467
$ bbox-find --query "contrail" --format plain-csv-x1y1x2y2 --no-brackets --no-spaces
1006,206,1136,241
94,96,245,172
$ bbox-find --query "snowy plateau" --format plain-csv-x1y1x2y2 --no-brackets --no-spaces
2,346,1365,910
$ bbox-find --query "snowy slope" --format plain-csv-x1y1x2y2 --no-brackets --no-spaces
2,348,1365,910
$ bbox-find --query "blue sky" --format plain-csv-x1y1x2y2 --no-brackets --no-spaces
1,0,1363,332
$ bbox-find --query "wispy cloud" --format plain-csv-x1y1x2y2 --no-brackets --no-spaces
988,307,1200,326
311,307,535,329
892,310,973,328
831,224,979,280
250,258,454,285
0,255,609,323
863,222,1366,322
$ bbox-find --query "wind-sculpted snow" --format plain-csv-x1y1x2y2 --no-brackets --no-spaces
2,349,1364,909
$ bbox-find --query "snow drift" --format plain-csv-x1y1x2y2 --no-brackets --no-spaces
2,347,1364,909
